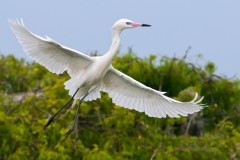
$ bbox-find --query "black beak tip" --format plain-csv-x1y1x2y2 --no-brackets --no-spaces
142,24,151,27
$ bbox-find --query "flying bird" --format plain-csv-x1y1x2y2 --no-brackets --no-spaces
9,19,204,139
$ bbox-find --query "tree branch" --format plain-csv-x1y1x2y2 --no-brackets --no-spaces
150,142,162,160
182,46,191,60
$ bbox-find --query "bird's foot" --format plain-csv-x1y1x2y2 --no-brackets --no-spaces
65,126,74,139
43,116,54,130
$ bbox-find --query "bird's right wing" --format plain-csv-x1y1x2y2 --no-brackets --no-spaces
9,19,94,76
101,67,204,118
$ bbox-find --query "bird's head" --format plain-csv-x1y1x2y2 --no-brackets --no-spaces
112,19,151,31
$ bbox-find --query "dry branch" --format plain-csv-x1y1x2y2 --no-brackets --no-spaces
150,142,162,160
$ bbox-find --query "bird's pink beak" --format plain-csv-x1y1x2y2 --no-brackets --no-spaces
131,22,142,27
131,22,151,27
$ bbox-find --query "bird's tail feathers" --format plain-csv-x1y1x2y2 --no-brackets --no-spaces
64,78,102,101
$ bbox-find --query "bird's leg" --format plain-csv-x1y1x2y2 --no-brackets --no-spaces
65,92,89,139
43,88,80,130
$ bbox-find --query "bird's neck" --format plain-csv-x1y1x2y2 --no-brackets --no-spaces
104,29,121,63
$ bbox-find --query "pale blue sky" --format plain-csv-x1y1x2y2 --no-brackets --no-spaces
1,1,240,78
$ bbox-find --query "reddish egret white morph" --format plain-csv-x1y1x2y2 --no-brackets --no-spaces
9,19,204,138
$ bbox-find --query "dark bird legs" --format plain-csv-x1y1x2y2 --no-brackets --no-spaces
43,88,89,139
65,92,89,139
43,88,80,130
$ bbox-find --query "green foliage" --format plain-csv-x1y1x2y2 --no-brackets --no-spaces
0,53,240,159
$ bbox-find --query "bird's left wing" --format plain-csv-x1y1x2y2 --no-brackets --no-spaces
9,19,94,76
101,66,204,118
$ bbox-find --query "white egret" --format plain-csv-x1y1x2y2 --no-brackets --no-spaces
9,19,204,139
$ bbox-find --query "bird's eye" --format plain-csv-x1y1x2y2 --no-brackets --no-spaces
126,22,131,25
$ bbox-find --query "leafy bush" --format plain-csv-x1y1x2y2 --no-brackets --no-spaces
0,52,239,159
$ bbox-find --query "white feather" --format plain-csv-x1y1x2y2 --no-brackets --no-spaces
10,18,205,119
101,66,205,118
9,19,94,77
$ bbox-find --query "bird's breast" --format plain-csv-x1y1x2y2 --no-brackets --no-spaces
83,60,110,87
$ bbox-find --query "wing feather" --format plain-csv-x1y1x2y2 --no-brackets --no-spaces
101,66,205,118
9,19,94,76
154,98,162,117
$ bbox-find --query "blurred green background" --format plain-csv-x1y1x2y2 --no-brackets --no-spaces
0,51,240,160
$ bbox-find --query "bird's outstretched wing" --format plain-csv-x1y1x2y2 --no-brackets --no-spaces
9,19,94,76
101,66,204,118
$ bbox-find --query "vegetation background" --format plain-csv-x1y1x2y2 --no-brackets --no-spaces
0,50,240,160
